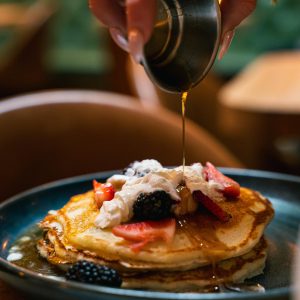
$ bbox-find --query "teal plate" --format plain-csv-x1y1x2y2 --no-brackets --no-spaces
0,169,299,300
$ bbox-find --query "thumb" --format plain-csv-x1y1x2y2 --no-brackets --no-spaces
126,0,157,63
220,0,256,35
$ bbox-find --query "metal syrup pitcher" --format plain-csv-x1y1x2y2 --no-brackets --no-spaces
142,0,221,93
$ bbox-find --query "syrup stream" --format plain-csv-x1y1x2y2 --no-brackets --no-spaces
181,91,188,176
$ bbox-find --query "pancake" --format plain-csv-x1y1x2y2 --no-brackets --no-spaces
122,238,268,291
38,231,267,291
38,187,273,270
37,161,274,291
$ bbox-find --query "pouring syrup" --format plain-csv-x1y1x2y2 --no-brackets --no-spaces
181,91,188,176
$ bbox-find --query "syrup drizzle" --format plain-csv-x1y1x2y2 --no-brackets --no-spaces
180,90,220,287
181,91,188,176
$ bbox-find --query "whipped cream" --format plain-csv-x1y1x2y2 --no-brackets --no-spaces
94,160,225,229
183,164,224,202
123,159,163,177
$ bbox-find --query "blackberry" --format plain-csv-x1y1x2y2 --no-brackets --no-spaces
133,190,173,220
65,260,122,287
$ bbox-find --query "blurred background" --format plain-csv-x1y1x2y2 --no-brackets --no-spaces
0,0,300,177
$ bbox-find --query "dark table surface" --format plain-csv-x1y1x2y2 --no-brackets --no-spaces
0,280,27,300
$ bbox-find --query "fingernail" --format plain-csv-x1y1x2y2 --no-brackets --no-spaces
128,28,144,64
218,30,235,60
109,27,129,52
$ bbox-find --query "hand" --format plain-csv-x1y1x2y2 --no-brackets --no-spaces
219,0,257,59
89,0,256,62
89,0,157,63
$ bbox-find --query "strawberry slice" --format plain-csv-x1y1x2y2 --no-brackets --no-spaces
203,162,240,198
193,191,231,222
112,219,176,252
93,180,115,208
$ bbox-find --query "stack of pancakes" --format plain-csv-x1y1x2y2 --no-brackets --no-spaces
38,186,274,291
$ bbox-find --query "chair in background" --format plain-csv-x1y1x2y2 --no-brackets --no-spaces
0,90,242,201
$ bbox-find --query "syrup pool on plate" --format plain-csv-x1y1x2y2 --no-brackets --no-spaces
7,225,64,278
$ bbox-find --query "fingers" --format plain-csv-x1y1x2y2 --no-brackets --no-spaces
218,30,235,60
126,0,157,43
89,0,157,64
220,0,256,35
126,0,157,63
109,27,129,52
219,0,256,59
89,0,126,33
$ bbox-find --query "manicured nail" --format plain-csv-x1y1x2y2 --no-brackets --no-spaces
128,28,144,64
109,27,129,52
218,30,235,60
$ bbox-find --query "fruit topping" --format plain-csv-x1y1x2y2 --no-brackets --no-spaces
133,190,173,221
65,260,122,287
112,218,176,252
193,191,231,222
93,180,115,208
202,162,240,198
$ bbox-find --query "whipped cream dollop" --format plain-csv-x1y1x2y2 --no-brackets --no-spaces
94,160,225,229
123,159,163,177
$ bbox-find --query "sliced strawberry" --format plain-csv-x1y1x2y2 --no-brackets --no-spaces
112,218,176,252
93,180,115,208
193,191,231,222
203,162,240,198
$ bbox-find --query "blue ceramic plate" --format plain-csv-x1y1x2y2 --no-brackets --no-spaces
0,169,299,300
